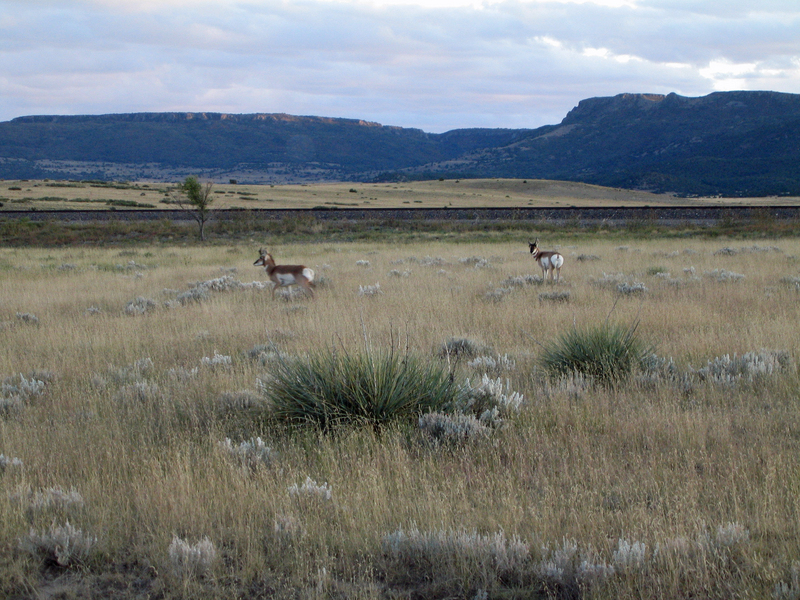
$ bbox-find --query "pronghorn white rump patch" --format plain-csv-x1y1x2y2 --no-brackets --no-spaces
529,239,564,282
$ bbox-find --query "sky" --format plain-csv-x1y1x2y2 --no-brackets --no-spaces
1,0,799,133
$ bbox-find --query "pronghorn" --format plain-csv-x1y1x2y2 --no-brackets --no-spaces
529,238,564,283
254,248,315,298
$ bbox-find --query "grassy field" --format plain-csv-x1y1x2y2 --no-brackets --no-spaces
2,178,800,211
2,234,800,599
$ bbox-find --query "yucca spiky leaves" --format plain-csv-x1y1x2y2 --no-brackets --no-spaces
539,321,650,386
264,350,462,429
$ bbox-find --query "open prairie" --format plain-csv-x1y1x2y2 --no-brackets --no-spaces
2,235,800,598
2,178,799,211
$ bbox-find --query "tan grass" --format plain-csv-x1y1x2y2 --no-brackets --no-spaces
3,178,799,210
1,237,800,597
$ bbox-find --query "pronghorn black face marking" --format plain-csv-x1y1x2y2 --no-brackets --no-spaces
254,248,268,266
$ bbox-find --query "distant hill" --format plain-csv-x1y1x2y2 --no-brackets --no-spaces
1,91,798,196
411,91,800,197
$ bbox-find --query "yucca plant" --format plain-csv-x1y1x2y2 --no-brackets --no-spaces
539,321,650,386
263,349,463,429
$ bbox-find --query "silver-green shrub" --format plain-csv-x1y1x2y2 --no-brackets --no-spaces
200,352,232,368
175,286,210,305
545,371,593,400
13,486,85,518
500,274,543,287
288,476,332,502
382,527,529,595
439,337,489,359
174,275,268,305
539,291,571,303
418,256,446,267
483,287,514,302
591,272,625,289
167,366,199,381
15,312,39,325
102,358,154,386
125,296,157,315
20,520,97,568
250,348,290,368
2,372,46,400
418,412,492,447
220,437,274,470
612,538,647,573
168,535,216,580
114,382,162,405
712,522,750,548
617,281,648,296
636,353,680,388
694,350,790,386
0,454,23,472
358,283,382,296
537,538,615,589
590,273,648,295
704,269,745,282
273,514,305,541
459,374,524,418
460,256,492,269
467,354,516,375
1,371,50,413
774,563,800,600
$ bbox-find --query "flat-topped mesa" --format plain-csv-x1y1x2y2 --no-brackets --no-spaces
10,112,386,127
561,90,800,125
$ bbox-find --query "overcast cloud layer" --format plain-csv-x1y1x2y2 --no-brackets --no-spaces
1,0,799,132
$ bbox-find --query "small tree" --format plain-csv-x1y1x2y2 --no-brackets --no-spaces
178,176,214,241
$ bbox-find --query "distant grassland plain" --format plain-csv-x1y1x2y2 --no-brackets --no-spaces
3,177,800,212
2,229,800,598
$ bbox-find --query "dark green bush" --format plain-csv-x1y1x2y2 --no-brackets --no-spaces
539,322,650,386
263,350,463,429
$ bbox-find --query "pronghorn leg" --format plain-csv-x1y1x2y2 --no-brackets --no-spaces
299,278,314,298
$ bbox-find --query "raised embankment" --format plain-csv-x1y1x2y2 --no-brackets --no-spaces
0,206,798,226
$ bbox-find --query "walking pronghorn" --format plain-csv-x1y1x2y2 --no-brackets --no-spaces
254,248,315,298
529,238,564,283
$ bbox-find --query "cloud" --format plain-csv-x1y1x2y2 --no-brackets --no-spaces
0,0,798,131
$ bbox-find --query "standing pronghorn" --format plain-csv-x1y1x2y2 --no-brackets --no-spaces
254,248,315,298
529,238,564,283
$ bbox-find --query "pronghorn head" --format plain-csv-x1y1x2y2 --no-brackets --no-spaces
254,248,270,267
528,238,539,255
